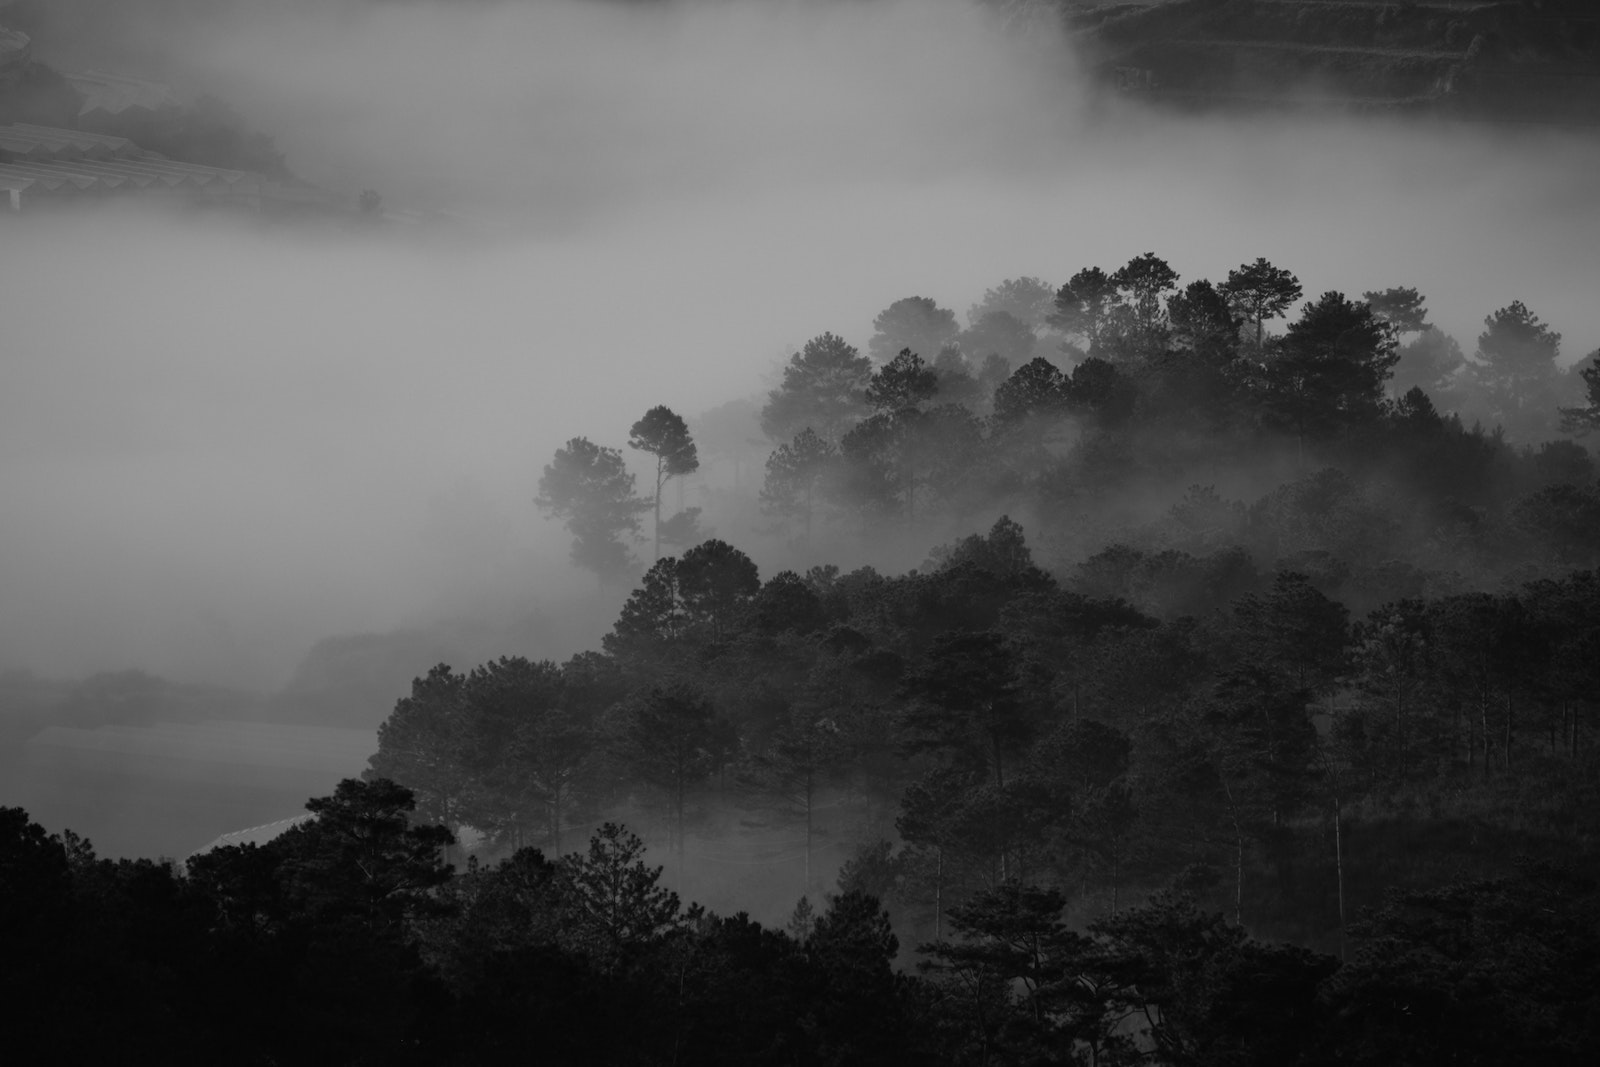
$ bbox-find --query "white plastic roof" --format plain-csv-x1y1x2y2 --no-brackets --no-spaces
64,70,185,117
0,124,255,198
0,122,137,158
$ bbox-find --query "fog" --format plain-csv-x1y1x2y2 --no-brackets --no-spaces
4,0,1599,697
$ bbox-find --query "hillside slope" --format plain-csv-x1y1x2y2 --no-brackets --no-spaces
1066,0,1600,124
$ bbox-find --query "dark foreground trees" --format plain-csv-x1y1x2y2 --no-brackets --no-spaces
11,716,1600,1067
2,790,952,1066
23,245,1600,1064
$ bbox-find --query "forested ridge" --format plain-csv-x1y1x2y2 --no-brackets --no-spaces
6,252,1600,1064
1070,0,1600,125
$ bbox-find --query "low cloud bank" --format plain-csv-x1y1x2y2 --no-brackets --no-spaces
2,0,1596,688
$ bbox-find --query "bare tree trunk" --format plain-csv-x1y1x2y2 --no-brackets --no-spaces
1111,840,1120,917
804,773,813,896
1220,774,1244,927
1234,830,1244,928
1455,702,1465,768
803,483,813,549
676,774,685,896
1480,691,1492,779
654,458,665,561
993,730,1008,883
1395,681,1407,779
1505,695,1514,776
1333,787,1346,962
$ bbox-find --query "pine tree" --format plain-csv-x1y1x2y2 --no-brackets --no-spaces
760,427,839,546
629,405,699,560
535,437,649,582
1221,257,1302,351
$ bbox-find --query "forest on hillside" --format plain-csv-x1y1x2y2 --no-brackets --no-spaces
1071,0,1600,124
555,253,1598,594
5,252,1600,1064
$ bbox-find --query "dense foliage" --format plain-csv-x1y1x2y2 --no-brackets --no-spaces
7,251,1600,1063
11,531,1600,1061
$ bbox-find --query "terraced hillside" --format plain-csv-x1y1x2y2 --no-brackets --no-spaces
1065,0,1600,123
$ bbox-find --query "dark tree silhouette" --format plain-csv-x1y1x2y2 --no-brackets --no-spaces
275,777,455,932
968,276,1057,333
625,683,728,877
1258,291,1398,450
760,332,874,444
752,570,829,635
365,663,471,836
869,296,960,365
1560,351,1600,435
992,356,1068,425
742,708,850,894
459,657,593,854
1048,267,1120,354
1475,300,1562,410
629,405,700,561
1063,356,1135,425
902,631,1030,791
605,556,687,659
1110,251,1180,352
676,538,760,645
866,348,940,412
1166,279,1240,356
1221,257,1303,350
1362,286,1430,337
760,427,838,546
535,437,648,582
557,822,683,968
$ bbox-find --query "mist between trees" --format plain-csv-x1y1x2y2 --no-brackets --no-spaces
8,250,1600,1064
541,252,1598,598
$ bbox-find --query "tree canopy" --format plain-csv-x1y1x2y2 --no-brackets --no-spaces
1221,257,1303,350
869,296,961,365
760,332,874,444
535,436,648,582
629,405,700,561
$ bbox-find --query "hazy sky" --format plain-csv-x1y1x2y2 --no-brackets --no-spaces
3,0,1597,689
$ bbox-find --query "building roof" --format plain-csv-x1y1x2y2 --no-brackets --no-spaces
0,124,257,198
0,123,344,211
1,123,139,157
64,70,185,117
0,158,259,196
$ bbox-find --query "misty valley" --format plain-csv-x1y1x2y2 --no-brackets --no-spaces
4,1,1600,1065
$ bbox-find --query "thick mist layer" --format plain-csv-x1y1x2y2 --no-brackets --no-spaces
3,0,1598,690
